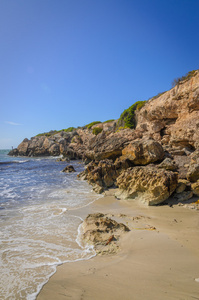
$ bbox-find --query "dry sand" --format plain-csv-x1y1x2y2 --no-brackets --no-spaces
37,190,199,300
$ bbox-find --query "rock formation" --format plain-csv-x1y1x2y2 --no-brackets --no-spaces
115,165,178,205
9,70,199,205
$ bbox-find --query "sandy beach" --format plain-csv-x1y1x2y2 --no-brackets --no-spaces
37,191,199,300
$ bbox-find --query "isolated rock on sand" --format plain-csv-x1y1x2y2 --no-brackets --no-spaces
81,213,130,255
122,138,164,165
116,165,178,205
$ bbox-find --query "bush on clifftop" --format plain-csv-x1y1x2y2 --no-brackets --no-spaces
118,100,146,129
86,121,102,129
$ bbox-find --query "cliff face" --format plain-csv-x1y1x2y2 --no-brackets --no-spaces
136,70,199,150
9,70,199,205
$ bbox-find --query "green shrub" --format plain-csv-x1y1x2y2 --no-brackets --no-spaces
35,127,75,137
103,119,115,123
86,121,101,129
118,101,146,129
62,127,75,132
92,127,103,135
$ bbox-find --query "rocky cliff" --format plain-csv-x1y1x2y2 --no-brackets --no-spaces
9,70,199,205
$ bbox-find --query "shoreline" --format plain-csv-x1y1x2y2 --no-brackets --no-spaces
37,190,199,300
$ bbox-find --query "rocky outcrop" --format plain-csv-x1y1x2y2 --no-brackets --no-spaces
115,165,178,205
9,131,79,157
80,213,130,255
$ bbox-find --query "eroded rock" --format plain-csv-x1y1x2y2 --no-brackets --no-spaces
80,213,130,255
116,165,178,205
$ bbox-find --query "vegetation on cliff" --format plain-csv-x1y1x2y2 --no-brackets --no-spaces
36,127,75,137
117,100,147,129
85,121,102,129
92,127,103,135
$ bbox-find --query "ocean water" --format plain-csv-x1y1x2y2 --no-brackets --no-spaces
0,150,99,299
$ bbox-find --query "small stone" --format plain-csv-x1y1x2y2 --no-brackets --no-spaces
62,165,76,172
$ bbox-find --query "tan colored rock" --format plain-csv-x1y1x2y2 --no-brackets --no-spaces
122,138,164,165
17,138,30,155
116,166,178,205
81,213,130,255
191,181,199,196
176,179,189,193
136,70,199,149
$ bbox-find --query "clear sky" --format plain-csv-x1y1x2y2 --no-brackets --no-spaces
0,0,199,149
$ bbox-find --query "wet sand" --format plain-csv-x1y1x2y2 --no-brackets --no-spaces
37,190,199,300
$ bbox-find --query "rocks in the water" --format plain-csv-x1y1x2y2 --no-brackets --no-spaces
122,138,164,165
81,213,130,255
62,165,76,173
116,165,178,205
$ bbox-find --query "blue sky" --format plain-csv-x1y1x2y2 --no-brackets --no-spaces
0,0,199,149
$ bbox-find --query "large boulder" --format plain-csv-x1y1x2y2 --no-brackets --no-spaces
116,165,178,205
122,138,164,165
